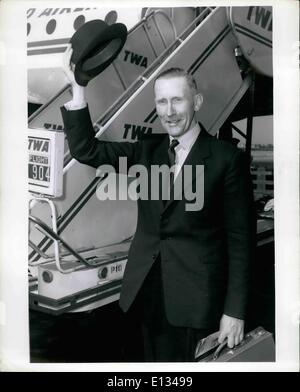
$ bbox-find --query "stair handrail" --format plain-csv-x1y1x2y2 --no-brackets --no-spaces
29,214,95,273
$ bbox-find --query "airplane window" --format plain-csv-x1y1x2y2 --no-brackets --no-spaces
27,23,31,36
74,15,86,30
46,19,56,34
105,10,118,25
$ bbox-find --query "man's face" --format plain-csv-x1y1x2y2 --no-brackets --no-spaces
154,75,202,137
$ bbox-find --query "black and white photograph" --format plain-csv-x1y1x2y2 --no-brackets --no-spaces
0,0,299,372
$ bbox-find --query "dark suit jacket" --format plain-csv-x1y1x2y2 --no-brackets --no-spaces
61,105,254,329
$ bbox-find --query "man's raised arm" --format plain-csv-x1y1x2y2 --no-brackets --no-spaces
60,44,141,170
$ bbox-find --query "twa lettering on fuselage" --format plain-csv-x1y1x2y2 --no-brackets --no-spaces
123,123,153,140
123,50,148,68
27,8,97,19
247,6,272,32
44,123,64,131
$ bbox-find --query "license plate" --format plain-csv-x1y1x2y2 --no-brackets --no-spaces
98,259,127,281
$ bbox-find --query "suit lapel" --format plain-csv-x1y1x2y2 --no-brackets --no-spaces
146,135,169,209
150,134,170,167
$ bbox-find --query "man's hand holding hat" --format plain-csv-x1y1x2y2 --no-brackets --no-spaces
63,44,77,86
63,43,87,110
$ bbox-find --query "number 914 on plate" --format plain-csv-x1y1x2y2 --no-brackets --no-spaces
151,376,192,387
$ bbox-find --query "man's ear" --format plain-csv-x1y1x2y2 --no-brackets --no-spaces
194,93,203,112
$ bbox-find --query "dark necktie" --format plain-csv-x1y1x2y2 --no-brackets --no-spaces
164,139,179,205
168,139,179,168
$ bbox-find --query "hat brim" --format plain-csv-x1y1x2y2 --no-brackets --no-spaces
71,22,127,86
70,19,107,65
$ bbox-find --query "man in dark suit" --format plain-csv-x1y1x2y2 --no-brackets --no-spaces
61,48,253,362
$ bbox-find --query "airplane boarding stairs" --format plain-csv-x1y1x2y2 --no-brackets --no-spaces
29,7,254,314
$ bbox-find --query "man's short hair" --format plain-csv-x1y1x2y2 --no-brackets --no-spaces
154,67,198,93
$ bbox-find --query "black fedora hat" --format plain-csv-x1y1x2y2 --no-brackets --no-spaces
70,19,127,86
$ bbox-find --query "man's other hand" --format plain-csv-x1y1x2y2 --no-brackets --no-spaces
218,314,244,348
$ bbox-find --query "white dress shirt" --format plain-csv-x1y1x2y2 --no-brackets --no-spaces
169,123,201,181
